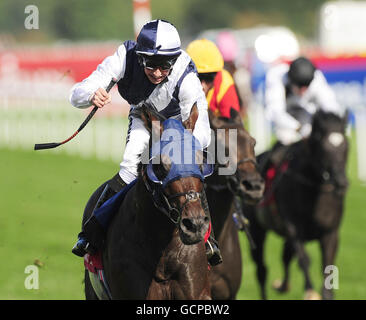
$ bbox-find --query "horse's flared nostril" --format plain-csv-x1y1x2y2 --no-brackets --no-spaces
242,179,265,191
181,218,197,233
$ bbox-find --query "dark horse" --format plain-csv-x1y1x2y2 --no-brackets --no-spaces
205,108,265,299
83,105,213,299
245,110,349,300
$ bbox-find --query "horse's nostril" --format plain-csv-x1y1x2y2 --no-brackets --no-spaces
242,180,252,190
204,216,210,224
182,218,196,233
242,179,265,191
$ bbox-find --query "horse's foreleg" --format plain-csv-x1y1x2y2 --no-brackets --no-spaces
320,230,339,300
249,223,268,300
293,240,320,299
273,239,294,293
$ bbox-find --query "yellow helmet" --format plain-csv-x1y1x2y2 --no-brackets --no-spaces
186,39,224,73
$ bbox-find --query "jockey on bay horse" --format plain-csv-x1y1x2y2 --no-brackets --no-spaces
69,19,222,266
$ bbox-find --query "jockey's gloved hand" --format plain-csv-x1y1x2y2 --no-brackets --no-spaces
298,123,312,138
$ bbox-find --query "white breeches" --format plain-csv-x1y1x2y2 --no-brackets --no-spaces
118,115,150,184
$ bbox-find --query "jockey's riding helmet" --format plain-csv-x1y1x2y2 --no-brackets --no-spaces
288,57,316,87
136,20,181,70
186,39,224,74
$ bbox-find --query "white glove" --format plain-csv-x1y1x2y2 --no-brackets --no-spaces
299,123,312,138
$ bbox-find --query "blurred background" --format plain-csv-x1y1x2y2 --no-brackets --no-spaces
0,0,365,299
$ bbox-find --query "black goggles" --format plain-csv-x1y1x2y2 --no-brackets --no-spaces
140,55,177,71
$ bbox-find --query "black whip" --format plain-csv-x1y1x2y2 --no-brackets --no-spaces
34,78,117,150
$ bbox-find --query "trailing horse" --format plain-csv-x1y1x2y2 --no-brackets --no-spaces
245,110,349,300
205,108,265,299
83,105,214,299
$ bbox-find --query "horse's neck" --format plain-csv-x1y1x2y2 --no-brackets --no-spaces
133,179,177,245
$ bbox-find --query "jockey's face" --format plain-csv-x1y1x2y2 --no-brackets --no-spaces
198,72,217,96
144,67,170,84
140,54,177,84
200,80,214,96
291,84,308,97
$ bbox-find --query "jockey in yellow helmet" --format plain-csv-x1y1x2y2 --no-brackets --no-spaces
187,39,241,119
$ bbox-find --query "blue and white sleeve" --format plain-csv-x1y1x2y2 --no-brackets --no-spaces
179,72,211,150
69,44,127,108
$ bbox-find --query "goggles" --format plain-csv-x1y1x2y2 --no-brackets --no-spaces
139,54,177,71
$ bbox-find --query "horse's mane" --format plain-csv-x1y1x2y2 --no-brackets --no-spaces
312,109,346,130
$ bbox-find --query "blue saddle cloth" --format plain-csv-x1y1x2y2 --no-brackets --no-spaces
93,179,138,230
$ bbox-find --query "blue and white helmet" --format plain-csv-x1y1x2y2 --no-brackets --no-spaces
136,19,181,57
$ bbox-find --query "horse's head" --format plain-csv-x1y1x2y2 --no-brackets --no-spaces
209,108,264,204
139,102,213,245
308,109,349,194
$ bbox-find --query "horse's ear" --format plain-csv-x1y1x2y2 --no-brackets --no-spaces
161,154,172,172
138,107,152,132
230,107,242,125
138,104,164,137
183,103,199,132
208,108,222,129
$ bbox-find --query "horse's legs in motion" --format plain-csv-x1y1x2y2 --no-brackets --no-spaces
293,240,321,299
249,221,268,300
273,239,295,293
84,270,99,300
284,222,320,299
320,230,339,300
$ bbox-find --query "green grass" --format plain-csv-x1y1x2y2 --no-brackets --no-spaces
0,147,116,299
0,131,365,299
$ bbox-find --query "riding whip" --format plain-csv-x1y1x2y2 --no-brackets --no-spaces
34,78,117,150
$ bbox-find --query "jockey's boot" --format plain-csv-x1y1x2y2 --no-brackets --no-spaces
201,189,223,266
72,173,127,257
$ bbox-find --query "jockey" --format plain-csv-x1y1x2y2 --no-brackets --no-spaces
70,20,222,266
186,38,241,119
262,56,344,169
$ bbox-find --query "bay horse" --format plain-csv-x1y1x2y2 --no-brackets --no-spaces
83,104,214,299
205,108,265,299
245,109,349,300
